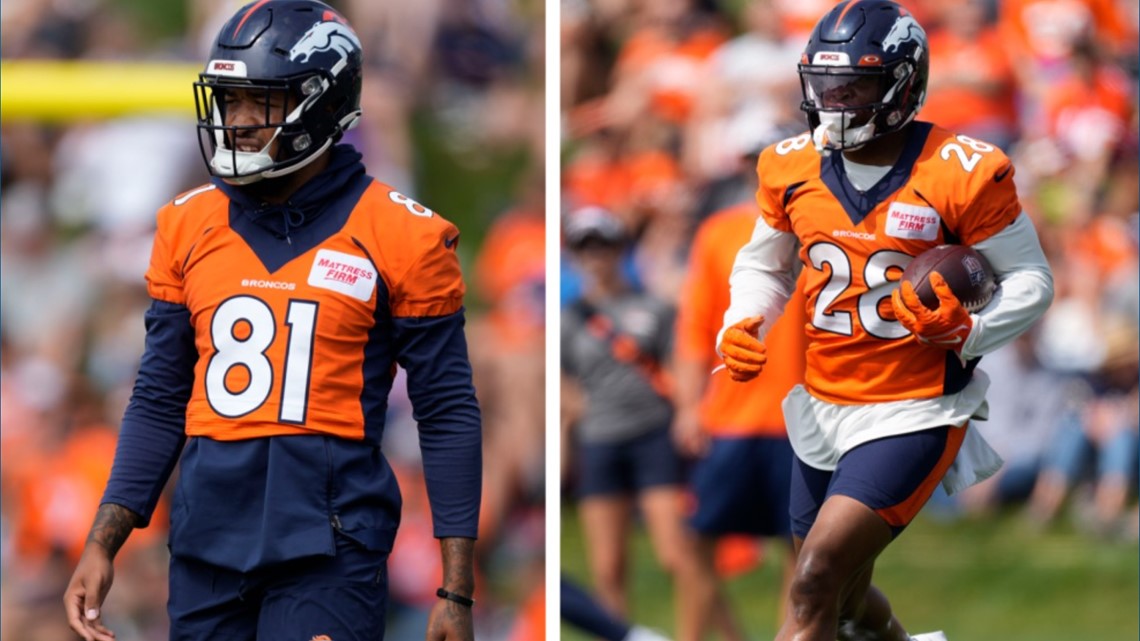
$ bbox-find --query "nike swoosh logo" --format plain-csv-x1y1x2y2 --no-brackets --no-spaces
927,323,971,345
444,233,460,249
993,164,1012,182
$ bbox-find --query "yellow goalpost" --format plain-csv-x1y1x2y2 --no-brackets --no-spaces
1,61,201,122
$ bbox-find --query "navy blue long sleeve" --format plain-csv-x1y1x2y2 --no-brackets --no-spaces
101,299,195,526
394,310,483,539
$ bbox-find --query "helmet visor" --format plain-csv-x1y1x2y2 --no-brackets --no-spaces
799,67,890,111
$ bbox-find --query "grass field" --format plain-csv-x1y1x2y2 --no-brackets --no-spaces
561,506,1139,641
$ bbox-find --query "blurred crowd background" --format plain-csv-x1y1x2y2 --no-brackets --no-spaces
0,0,546,639
560,0,1139,636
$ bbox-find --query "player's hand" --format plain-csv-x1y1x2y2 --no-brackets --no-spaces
64,545,117,641
891,272,973,350
718,315,767,382
672,406,708,457
425,597,474,641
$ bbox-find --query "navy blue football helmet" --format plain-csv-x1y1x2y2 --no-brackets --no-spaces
797,0,928,152
194,0,364,184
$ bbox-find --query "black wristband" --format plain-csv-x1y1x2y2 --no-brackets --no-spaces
436,587,475,607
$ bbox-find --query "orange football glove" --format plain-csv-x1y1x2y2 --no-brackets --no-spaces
718,315,768,382
891,272,974,350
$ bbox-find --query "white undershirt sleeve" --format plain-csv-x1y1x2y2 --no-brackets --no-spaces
962,212,1055,360
716,216,799,354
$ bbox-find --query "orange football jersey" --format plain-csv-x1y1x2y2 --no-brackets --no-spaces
756,122,1020,404
147,181,465,441
676,202,807,436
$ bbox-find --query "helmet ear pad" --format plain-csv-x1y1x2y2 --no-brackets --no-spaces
299,66,364,147
194,0,364,183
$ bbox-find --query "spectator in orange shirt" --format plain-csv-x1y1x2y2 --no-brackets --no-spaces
1042,38,1135,222
469,180,546,551
9,390,169,575
563,120,692,307
998,0,1130,128
563,124,686,226
1001,0,1128,70
923,0,1019,150
1043,40,1133,158
684,0,803,186
607,0,728,127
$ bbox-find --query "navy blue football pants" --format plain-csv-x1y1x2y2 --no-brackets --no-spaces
789,425,966,539
167,533,388,641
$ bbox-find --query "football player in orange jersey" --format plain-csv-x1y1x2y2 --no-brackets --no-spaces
716,2,1054,641
63,3,481,641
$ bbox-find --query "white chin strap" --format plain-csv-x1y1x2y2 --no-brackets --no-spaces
211,137,333,186
211,144,278,185
812,111,877,155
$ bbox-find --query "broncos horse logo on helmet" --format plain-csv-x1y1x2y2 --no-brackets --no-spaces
797,0,928,153
882,14,924,53
289,21,362,64
194,0,364,184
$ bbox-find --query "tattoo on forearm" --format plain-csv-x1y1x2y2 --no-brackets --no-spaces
439,537,476,595
85,504,140,558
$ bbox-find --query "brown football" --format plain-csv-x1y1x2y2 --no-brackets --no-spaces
900,245,996,313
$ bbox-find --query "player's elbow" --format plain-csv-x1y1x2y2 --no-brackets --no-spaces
996,264,1054,320
1027,265,1055,317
